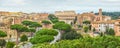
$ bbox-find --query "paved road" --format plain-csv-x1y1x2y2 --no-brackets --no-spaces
50,30,61,44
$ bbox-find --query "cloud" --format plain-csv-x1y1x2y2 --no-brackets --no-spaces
101,0,120,2
1,0,27,6
105,0,120,1
0,0,119,13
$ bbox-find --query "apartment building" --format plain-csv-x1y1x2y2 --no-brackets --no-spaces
91,19,120,36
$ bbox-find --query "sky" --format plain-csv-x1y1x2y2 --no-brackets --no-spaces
0,0,120,13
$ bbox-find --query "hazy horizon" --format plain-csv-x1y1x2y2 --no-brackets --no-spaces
0,0,120,13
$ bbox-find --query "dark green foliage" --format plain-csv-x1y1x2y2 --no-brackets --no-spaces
22,20,32,26
58,21,65,23
106,27,109,33
51,19,59,23
32,36,120,48
93,28,96,32
53,22,72,32
73,16,77,24
22,20,42,28
70,22,73,25
29,22,42,28
10,24,29,44
0,30,7,37
30,35,54,44
105,28,115,35
48,14,59,23
36,29,58,36
0,39,6,48
89,25,91,30
62,31,82,40
95,12,120,19
29,28,36,32
0,30,7,47
6,42,15,48
109,28,115,35
30,29,58,44
20,34,28,42
100,32,104,37
22,21,41,38
83,26,89,33
22,20,41,32
78,25,82,28
42,20,51,24
10,24,29,32
83,20,91,24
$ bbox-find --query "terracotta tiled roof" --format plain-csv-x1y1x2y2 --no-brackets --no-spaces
91,20,116,24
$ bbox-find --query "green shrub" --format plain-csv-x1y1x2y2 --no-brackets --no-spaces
36,29,58,36
30,35,54,44
0,39,6,48
20,34,28,42
62,32,82,40
32,36,120,48
6,42,15,48
30,29,58,44
53,22,72,32
0,30,7,37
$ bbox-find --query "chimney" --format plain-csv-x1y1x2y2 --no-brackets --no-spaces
99,8,102,16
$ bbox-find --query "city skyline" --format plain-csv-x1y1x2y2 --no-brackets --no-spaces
0,0,120,13
0,1,120,47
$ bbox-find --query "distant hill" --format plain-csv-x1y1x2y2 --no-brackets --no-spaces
95,12,120,19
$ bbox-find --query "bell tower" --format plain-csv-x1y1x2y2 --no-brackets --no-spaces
99,8,102,16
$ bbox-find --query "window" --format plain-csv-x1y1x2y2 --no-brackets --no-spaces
99,25,100,27
99,29,100,31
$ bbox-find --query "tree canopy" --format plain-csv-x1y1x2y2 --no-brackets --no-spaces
83,26,89,33
53,22,72,32
22,20,32,26
20,34,28,42
30,35,54,44
48,14,59,23
22,20,42,28
29,22,42,28
95,12,120,19
30,29,58,44
83,20,91,24
10,24,29,32
29,28,36,32
35,29,58,36
42,20,51,24
93,28,96,32
6,42,15,48
10,24,29,45
62,31,82,40
0,30,7,37
73,16,77,24
0,39,6,48
32,36,120,48
105,28,115,35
